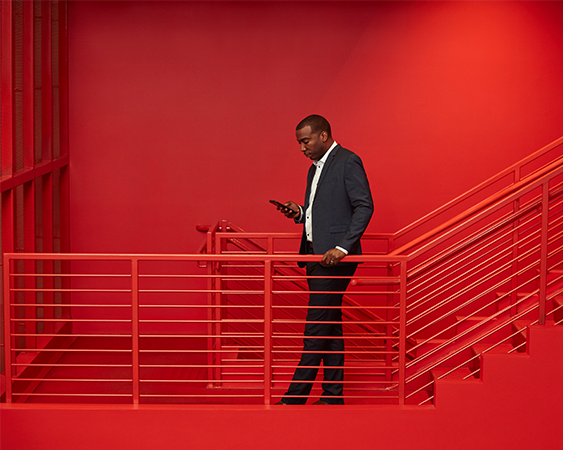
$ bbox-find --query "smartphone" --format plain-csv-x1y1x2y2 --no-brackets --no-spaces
269,200,296,214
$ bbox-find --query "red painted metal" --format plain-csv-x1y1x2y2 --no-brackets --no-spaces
41,0,52,163
22,0,34,170
1,1,71,398
538,182,549,325
2,252,407,404
1,0,14,179
131,259,140,404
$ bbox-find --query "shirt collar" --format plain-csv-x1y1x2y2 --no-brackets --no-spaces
314,141,338,168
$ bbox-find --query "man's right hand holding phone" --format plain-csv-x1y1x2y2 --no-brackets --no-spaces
271,200,300,219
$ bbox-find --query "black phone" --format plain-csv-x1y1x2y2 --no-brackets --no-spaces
269,200,296,213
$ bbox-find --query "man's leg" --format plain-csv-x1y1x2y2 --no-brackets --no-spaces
318,263,356,404
281,262,356,404
281,262,329,404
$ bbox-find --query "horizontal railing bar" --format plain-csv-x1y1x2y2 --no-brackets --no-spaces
271,365,396,370
138,319,263,323
139,304,264,309
140,274,263,279
10,273,131,278
15,378,132,382
11,304,131,308
12,333,132,338
140,364,264,368
10,318,131,323
271,305,399,310
139,349,264,353
9,288,131,293
12,393,133,397
274,290,399,295
13,363,133,367
272,358,396,364
273,320,398,325
11,348,132,352
139,290,264,294
139,334,262,338
274,350,392,355
4,252,408,263
139,394,263,398
272,335,393,340
141,379,265,383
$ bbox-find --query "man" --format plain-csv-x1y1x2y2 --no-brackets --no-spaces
275,114,373,405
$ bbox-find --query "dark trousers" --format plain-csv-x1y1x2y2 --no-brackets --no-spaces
282,258,357,405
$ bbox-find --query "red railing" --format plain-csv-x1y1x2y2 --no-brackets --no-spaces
3,136,563,405
2,252,408,405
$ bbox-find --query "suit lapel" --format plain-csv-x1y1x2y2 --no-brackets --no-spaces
316,144,339,191
305,145,340,207
304,164,316,209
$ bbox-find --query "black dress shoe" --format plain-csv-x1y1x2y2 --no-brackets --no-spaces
312,400,328,405
275,400,287,405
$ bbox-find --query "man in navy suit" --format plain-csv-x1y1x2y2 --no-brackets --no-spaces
275,115,373,405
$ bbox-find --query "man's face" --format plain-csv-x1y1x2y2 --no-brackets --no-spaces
296,126,328,161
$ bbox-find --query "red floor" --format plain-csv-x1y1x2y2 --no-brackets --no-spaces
2,324,562,450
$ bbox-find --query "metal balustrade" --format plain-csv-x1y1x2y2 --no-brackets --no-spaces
3,136,563,405
2,252,408,405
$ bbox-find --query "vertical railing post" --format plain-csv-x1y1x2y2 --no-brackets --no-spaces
263,259,272,405
214,234,223,386
3,255,13,403
206,230,215,387
131,258,140,404
510,166,521,316
538,182,549,325
398,259,407,405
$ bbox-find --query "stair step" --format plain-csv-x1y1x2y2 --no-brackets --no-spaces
495,292,537,317
431,366,475,381
511,319,531,351
455,315,499,334
471,342,514,356
410,338,449,358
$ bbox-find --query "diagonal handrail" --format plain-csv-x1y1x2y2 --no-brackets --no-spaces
391,135,563,256
391,144,563,259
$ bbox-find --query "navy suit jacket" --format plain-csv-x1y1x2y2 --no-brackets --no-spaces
296,144,373,264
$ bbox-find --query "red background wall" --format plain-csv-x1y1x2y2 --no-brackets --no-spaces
68,1,563,254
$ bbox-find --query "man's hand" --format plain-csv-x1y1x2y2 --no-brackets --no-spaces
277,201,300,219
321,248,346,266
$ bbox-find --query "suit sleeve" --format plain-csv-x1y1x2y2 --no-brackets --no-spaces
337,154,373,252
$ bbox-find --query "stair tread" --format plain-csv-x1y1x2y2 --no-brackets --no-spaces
472,343,514,355
431,366,474,381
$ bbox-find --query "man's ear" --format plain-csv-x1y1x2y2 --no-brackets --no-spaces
320,131,328,142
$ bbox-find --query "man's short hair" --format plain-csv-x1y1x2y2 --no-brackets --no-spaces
296,114,332,138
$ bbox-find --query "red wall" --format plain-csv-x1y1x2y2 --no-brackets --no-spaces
68,1,563,254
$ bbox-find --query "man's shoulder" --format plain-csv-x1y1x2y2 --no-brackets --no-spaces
333,145,362,162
